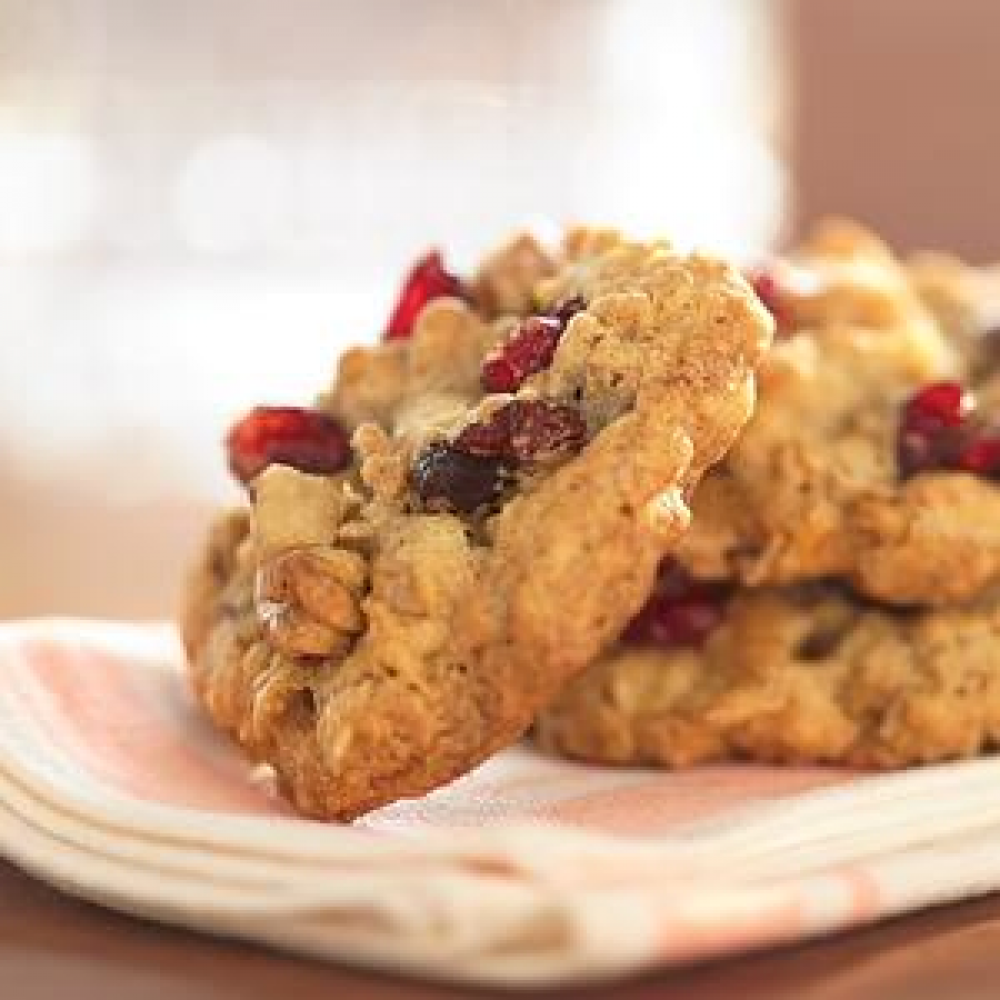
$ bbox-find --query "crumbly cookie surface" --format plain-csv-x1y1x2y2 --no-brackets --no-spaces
908,251,1000,373
674,219,1000,607
538,225,1000,774
181,229,772,820
536,583,1000,770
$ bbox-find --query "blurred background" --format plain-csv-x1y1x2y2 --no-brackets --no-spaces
0,0,996,619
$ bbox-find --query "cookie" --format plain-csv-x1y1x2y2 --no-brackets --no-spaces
181,228,773,820
536,578,1000,770
674,219,1000,607
908,251,1000,374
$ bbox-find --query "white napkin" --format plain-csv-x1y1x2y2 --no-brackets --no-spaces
2,619,1000,987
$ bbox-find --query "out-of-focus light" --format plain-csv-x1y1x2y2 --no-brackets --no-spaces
173,134,291,254
568,112,786,259
0,133,98,253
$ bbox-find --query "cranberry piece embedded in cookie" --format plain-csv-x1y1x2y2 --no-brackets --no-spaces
898,381,1000,479
958,436,1000,476
622,561,727,648
456,399,587,462
481,316,563,392
481,299,587,393
748,270,794,334
414,400,586,512
902,381,970,433
411,442,513,514
897,381,974,477
480,299,587,392
385,250,465,340
623,593,724,647
226,406,351,484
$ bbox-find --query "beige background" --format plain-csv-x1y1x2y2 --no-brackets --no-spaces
792,0,1000,261
3,0,1000,621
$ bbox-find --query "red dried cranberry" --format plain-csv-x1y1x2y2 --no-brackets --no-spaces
622,562,726,647
897,381,973,477
481,316,563,392
385,250,465,341
748,269,794,334
456,399,587,462
411,442,512,514
623,594,724,647
226,406,350,484
653,561,710,601
480,298,588,393
959,435,1000,476
902,381,969,432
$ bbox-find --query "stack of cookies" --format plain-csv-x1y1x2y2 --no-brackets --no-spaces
539,221,1000,771
182,219,1000,822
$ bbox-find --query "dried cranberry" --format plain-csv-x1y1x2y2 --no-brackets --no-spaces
897,381,973,477
456,399,587,462
623,562,726,647
481,316,563,392
226,406,351,484
623,594,724,647
385,249,465,340
480,298,587,393
653,561,710,601
748,269,794,334
413,399,587,514
411,442,512,514
902,381,969,432
959,435,1000,476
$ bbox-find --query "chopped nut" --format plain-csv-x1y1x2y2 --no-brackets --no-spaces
253,466,353,557
255,545,368,657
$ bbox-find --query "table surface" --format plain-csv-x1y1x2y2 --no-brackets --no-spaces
5,862,1000,1000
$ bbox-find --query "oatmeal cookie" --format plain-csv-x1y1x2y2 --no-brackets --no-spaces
908,251,1000,375
536,581,1000,770
181,229,773,820
674,220,1000,607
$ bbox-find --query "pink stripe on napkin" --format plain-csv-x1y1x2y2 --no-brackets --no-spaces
534,766,849,835
11,638,290,816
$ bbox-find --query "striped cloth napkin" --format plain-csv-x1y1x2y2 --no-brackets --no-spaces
3,620,1000,987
